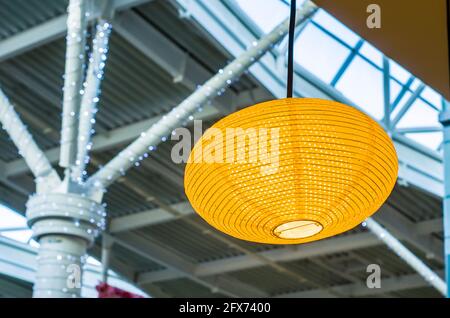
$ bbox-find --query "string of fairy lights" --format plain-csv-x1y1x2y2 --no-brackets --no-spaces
73,20,112,183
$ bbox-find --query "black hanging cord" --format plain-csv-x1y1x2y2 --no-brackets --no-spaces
286,0,296,98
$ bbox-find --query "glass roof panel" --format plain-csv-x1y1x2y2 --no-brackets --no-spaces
335,56,384,119
391,91,412,118
311,9,360,46
359,42,383,68
294,23,351,83
396,99,439,128
421,86,443,110
234,0,289,33
389,60,411,84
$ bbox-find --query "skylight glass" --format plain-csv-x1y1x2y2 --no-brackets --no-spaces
359,42,383,68
234,0,289,33
335,56,384,119
311,9,360,46
396,99,439,129
389,60,411,84
390,91,413,118
294,23,351,83
421,86,442,110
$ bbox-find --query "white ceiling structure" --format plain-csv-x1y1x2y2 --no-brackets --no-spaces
0,0,448,297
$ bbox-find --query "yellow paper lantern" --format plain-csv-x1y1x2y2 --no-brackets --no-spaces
184,98,398,244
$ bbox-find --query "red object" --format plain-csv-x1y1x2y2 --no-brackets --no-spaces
96,282,144,298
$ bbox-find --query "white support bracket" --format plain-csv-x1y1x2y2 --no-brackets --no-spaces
0,88,60,186
59,0,88,168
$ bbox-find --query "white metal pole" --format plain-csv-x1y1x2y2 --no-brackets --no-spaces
100,234,114,283
0,88,56,179
86,1,318,189
72,20,112,182
60,0,87,168
365,218,447,295
33,235,87,298
27,192,106,298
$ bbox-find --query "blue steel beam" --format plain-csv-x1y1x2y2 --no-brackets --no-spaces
382,56,391,131
396,127,442,134
439,99,450,297
392,76,415,111
391,83,426,127
330,39,364,87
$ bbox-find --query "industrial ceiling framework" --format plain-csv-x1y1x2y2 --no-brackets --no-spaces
0,0,448,298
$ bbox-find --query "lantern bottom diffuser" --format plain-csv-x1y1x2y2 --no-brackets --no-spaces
184,98,398,244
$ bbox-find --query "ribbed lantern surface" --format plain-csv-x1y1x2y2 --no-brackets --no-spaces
184,98,398,244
